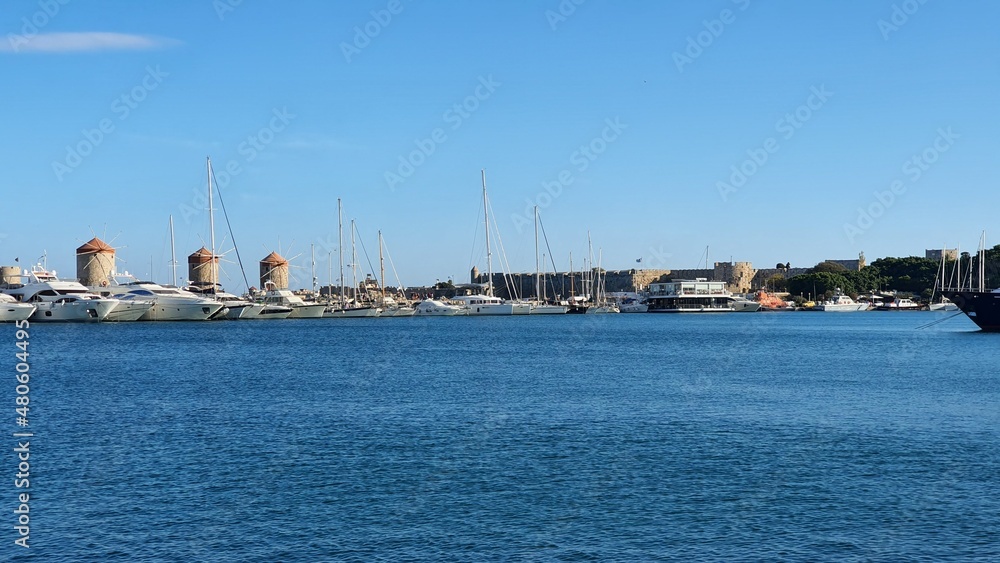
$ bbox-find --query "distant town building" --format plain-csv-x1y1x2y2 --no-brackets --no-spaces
926,248,958,261
824,252,866,271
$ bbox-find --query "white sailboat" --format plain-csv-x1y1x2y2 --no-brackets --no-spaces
326,200,380,318
529,207,568,314
584,235,618,314
461,170,523,316
929,246,959,311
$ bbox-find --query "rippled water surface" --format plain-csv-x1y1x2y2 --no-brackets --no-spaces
8,312,1000,561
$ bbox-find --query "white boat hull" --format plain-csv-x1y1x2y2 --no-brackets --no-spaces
288,304,327,318
585,305,620,314
929,302,959,312
140,302,223,321
618,304,649,313
324,306,379,318
250,305,292,319
530,305,568,314
465,303,515,316
814,304,869,312
105,300,154,322
31,299,118,322
0,303,36,322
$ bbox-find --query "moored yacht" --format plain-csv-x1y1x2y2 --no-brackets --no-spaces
413,298,466,316
608,292,648,313
99,273,223,321
814,292,869,312
3,266,118,322
0,293,36,322
260,283,326,318
104,294,155,322
448,294,515,316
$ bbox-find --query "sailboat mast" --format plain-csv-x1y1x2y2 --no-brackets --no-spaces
311,243,316,296
338,198,345,306
207,157,217,291
379,230,385,304
569,252,575,297
980,231,987,292
588,231,594,301
534,206,540,301
482,169,492,297
169,215,177,287
351,219,358,303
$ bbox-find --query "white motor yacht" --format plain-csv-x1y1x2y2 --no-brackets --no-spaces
99,273,223,321
104,294,155,322
260,285,326,318
814,292,869,312
0,294,36,322
608,292,648,313
413,299,466,316
3,266,118,322
729,295,762,312
448,294,515,316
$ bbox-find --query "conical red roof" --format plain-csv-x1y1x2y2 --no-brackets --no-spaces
76,237,115,255
188,246,216,264
260,251,288,266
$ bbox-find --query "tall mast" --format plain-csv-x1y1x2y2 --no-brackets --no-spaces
207,157,216,291
169,215,177,286
482,169,492,297
338,198,345,306
351,219,358,304
980,230,987,292
569,252,575,297
379,230,386,304
534,206,540,301
588,231,594,301
311,243,316,296
328,252,333,304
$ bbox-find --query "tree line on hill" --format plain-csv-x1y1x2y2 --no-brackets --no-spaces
764,245,1000,301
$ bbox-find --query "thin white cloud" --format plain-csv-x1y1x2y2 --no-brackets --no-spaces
1,32,181,54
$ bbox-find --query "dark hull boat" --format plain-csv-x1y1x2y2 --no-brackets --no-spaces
941,290,1000,332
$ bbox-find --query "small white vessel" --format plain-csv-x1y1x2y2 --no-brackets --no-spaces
729,295,762,312
413,299,465,316
928,299,959,312
251,304,293,320
608,292,648,313
0,294,35,323
448,294,516,315
324,304,380,318
104,294,155,322
260,284,326,318
814,292,869,312
876,297,921,311
4,266,118,322
529,302,569,314
101,274,223,321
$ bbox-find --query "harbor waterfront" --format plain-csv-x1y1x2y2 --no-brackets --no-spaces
16,313,1000,560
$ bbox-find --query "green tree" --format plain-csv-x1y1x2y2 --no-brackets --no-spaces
809,261,849,274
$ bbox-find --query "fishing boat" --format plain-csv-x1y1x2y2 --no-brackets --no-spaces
755,290,794,311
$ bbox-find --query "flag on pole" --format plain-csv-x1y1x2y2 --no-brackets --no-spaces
635,258,642,263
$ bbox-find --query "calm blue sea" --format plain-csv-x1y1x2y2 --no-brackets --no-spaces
7,312,1000,561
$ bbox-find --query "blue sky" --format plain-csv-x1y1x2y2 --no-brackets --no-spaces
3,0,999,290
